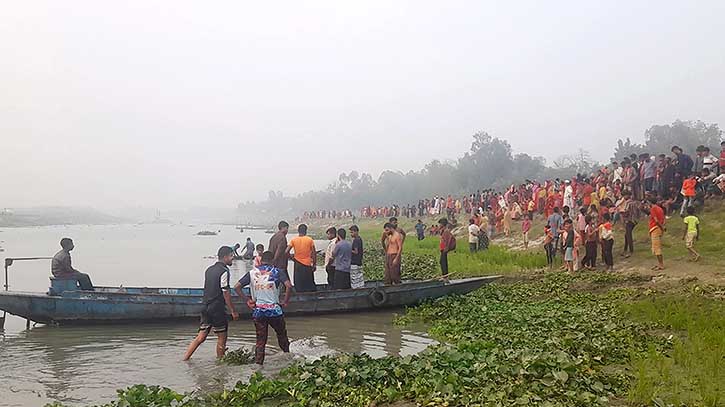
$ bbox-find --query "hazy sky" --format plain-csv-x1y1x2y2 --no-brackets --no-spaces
2,1,724,209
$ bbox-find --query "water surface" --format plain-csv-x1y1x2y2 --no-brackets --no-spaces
0,225,434,406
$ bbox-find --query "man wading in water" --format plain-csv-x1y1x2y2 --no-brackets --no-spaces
235,251,292,365
183,246,239,360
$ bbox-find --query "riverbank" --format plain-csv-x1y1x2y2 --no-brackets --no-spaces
46,205,724,406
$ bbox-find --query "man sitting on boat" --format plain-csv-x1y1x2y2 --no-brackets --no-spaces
51,238,94,291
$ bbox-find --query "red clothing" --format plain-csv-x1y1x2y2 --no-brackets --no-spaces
648,204,665,233
582,184,594,207
720,150,725,171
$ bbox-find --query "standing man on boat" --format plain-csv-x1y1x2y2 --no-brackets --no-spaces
183,246,239,361
380,216,405,251
383,223,402,285
332,228,352,289
268,221,289,278
286,224,317,292
234,251,292,365
349,225,365,289
51,238,94,290
439,218,456,280
324,227,338,287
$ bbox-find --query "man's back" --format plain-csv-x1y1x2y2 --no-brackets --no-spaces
333,240,352,272
268,232,288,270
51,249,72,277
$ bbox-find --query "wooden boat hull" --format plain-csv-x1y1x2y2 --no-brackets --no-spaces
0,277,498,325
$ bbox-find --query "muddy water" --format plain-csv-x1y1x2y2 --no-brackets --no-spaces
0,225,434,406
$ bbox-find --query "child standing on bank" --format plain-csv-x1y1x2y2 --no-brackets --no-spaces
598,213,615,271
522,214,532,249
682,206,701,262
543,225,554,268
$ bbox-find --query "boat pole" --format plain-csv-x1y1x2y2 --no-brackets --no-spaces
1,259,8,329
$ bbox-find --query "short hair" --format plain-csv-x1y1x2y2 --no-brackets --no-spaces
261,251,274,264
60,238,73,249
585,215,592,224
703,146,710,153
469,218,475,224
326,227,337,235
383,222,394,229
389,217,398,222
671,145,681,152
553,207,560,213
298,224,308,234
337,228,347,239
246,237,251,241
218,246,234,258
648,196,658,204
255,243,264,250
349,225,359,232
602,213,611,221
438,218,448,226
687,206,695,215
278,221,289,230
564,219,573,225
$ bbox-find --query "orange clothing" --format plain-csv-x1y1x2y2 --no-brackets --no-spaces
681,178,696,197
288,235,315,266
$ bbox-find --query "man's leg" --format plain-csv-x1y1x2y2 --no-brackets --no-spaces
440,252,448,276
216,331,228,359
183,329,209,361
75,272,94,290
254,317,270,365
269,316,290,353
326,265,335,287
383,255,392,285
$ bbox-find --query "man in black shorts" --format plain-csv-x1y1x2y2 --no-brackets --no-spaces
183,246,239,360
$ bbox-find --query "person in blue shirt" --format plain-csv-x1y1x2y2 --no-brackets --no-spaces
415,219,426,240
234,251,292,365
331,228,352,289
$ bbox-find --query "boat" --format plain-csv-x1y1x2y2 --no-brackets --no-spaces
0,275,499,326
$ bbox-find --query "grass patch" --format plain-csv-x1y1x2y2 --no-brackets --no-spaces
622,295,725,406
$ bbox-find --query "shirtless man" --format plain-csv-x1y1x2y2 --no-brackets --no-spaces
383,223,402,285
380,216,406,250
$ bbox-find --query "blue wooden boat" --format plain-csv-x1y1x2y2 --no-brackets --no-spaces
0,275,499,326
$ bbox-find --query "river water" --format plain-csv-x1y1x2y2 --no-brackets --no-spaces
0,224,434,406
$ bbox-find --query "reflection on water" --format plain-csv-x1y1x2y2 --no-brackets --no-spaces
0,224,436,406
0,312,434,406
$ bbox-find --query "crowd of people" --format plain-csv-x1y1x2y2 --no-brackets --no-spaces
181,142,725,365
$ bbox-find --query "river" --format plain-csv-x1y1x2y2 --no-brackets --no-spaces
0,224,434,406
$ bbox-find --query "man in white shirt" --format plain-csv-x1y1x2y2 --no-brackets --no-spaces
324,227,338,287
612,161,624,183
468,218,480,253
563,180,574,210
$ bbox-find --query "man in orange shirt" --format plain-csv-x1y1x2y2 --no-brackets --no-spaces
383,223,402,285
286,224,317,292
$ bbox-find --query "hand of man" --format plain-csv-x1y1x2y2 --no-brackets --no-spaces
246,299,256,310
231,311,239,321
281,300,289,308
